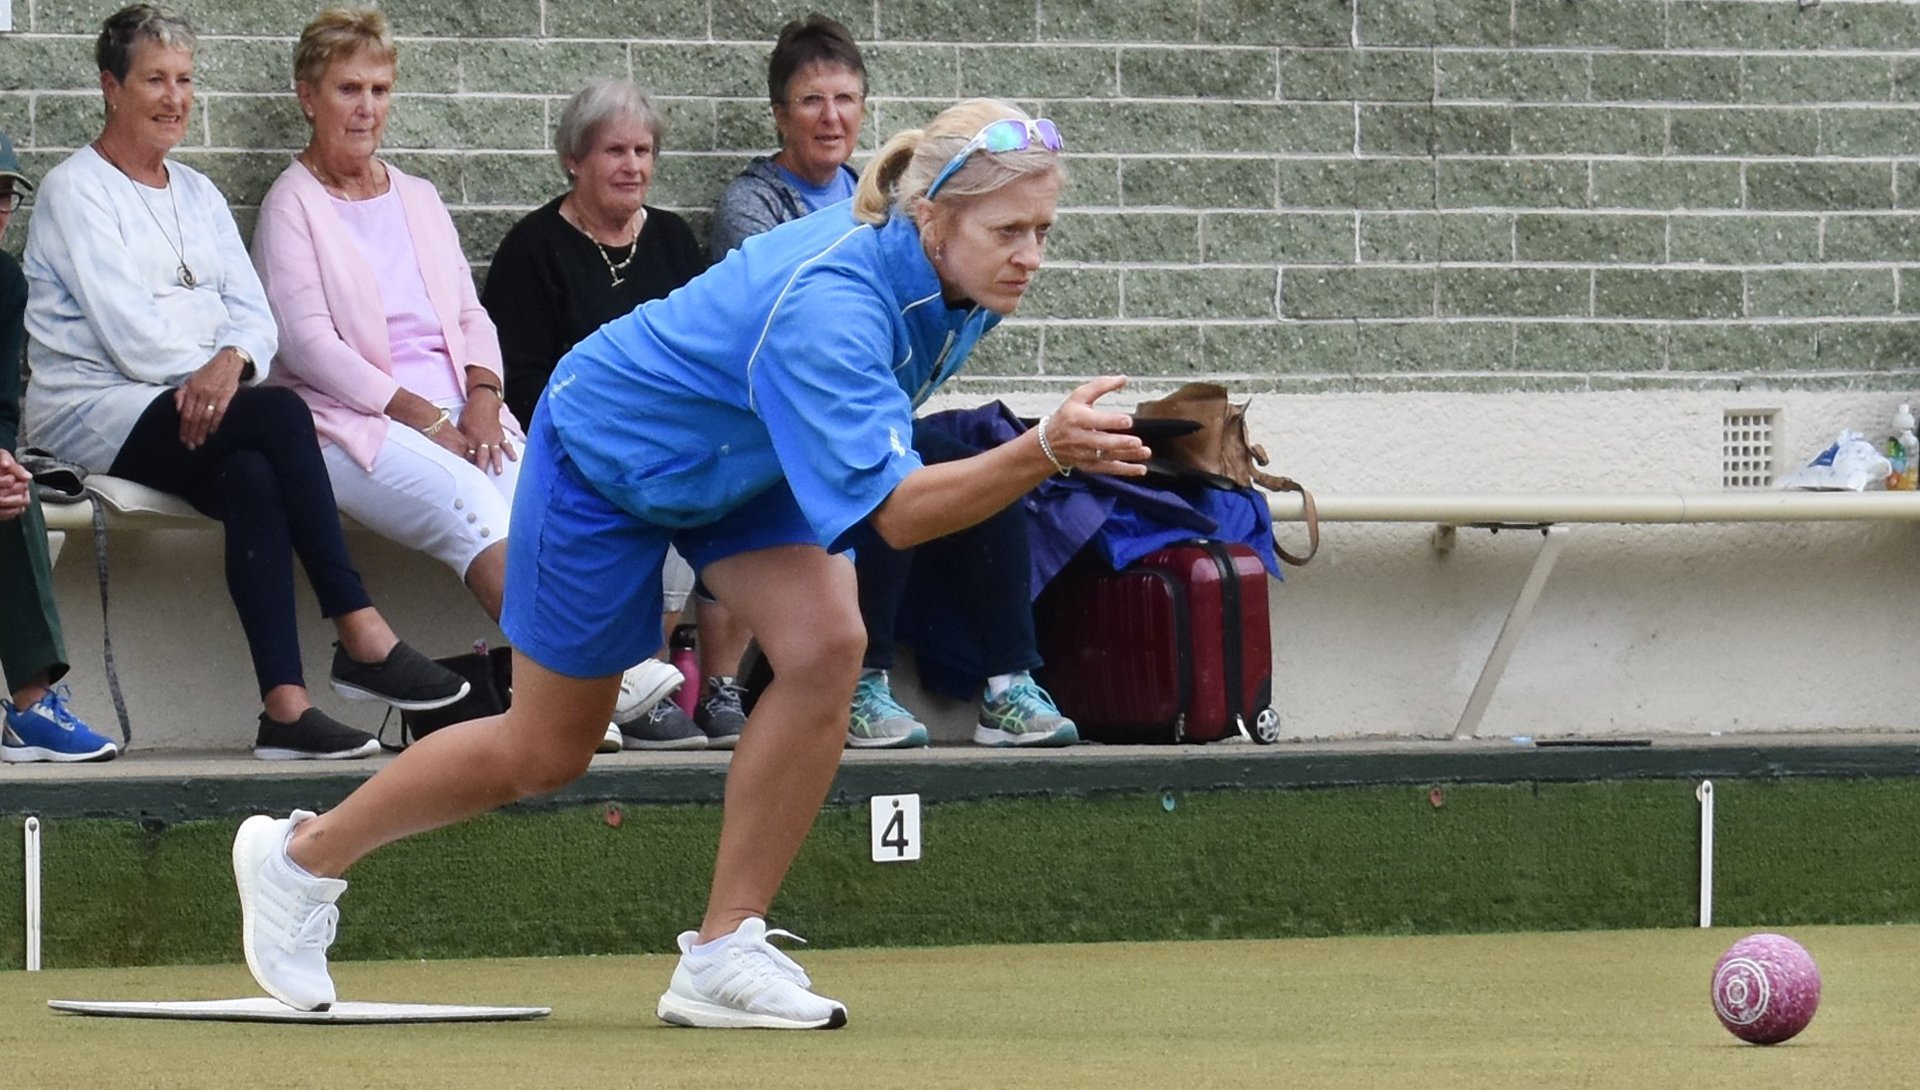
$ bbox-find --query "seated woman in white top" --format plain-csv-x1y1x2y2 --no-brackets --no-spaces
22,3,468,760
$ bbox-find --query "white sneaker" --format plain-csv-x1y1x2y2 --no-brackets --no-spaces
656,917,847,1030
614,659,685,725
232,811,347,1011
598,722,623,753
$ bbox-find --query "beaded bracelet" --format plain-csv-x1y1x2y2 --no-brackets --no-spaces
1035,414,1072,477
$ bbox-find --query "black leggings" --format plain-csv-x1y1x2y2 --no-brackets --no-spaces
108,385,373,694
856,421,1039,679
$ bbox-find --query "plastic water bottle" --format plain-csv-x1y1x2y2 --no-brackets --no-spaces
1895,403,1919,489
670,624,700,716
1895,405,1918,490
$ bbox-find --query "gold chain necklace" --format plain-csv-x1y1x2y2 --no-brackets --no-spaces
95,142,196,289
565,200,643,287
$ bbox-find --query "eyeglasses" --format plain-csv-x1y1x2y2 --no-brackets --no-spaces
925,117,1063,200
782,91,865,114
0,191,21,213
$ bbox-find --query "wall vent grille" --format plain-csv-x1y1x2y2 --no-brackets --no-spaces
1723,410,1778,490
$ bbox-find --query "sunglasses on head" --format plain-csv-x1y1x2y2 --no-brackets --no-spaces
925,117,1063,199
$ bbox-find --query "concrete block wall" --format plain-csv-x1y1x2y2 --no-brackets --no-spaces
5,1,1920,393
10,2,1920,747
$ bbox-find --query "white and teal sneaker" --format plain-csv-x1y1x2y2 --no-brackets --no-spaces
974,672,1079,747
846,670,928,749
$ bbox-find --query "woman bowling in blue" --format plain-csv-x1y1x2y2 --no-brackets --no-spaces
231,98,1150,1029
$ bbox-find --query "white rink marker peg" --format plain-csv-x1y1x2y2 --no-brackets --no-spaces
24,817,42,972
870,793,922,863
47,999,552,1024
1697,780,1715,929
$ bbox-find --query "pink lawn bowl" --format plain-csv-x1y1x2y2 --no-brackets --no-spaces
1710,932,1821,1045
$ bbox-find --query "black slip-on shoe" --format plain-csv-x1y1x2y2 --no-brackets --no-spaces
253,709,382,761
328,641,471,711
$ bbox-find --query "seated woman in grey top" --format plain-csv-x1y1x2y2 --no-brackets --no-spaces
707,14,867,260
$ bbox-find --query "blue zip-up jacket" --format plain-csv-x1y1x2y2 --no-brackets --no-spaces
546,202,999,550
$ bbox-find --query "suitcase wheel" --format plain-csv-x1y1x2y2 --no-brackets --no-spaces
1252,707,1281,745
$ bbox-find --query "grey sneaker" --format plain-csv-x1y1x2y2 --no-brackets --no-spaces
847,670,929,749
620,697,707,751
974,672,1079,747
695,676,746,749
232,810,346,1011
656,917,847,1030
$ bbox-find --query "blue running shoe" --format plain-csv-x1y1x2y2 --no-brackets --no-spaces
2,686,119,763
847,670,928,749
974,673,1079,748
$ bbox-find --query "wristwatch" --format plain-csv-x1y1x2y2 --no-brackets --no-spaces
225,345,257,381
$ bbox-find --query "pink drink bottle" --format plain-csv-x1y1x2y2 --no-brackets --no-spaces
670,624,700,716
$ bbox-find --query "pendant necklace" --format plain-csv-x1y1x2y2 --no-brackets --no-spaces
595,234,638,287
96,142,196,289
569,201,643,287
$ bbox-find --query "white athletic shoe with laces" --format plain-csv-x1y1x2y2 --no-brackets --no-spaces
656,917,847,1030
613,659,685,725
232,810,346,1011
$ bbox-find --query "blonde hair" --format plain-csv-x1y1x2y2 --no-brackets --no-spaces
293,6,395,89
851,98,1063,226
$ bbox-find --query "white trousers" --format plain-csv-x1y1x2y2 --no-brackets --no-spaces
323,414,520,579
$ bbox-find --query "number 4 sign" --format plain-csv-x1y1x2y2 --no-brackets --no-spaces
869,794,922,863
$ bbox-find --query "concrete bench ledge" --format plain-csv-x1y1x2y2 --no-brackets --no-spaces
6,731,1918,822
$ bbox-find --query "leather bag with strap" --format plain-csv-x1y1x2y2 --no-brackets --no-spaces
1133,382,1320,566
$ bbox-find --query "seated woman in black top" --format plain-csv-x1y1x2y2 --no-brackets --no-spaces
485,80,704,423
482,78,708,749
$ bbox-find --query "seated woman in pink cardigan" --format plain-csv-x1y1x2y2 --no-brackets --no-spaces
251,7,684,745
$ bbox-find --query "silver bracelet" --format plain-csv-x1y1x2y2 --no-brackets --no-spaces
1034,414,1072,477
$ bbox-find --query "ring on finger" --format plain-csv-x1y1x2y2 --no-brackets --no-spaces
206,401,218,414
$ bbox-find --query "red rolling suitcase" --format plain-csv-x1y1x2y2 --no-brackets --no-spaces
1035,540,1279,744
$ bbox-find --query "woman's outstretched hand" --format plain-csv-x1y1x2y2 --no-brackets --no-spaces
1039,375,1150,477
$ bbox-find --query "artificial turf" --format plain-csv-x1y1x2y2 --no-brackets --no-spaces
6,777,1920,969
5,925,1914,1089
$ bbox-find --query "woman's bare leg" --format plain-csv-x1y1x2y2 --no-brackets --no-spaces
696,595,756,679
285,653,618,878
464,540,508,622
694,545,863,941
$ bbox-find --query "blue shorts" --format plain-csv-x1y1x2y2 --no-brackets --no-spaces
501,406,817,678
